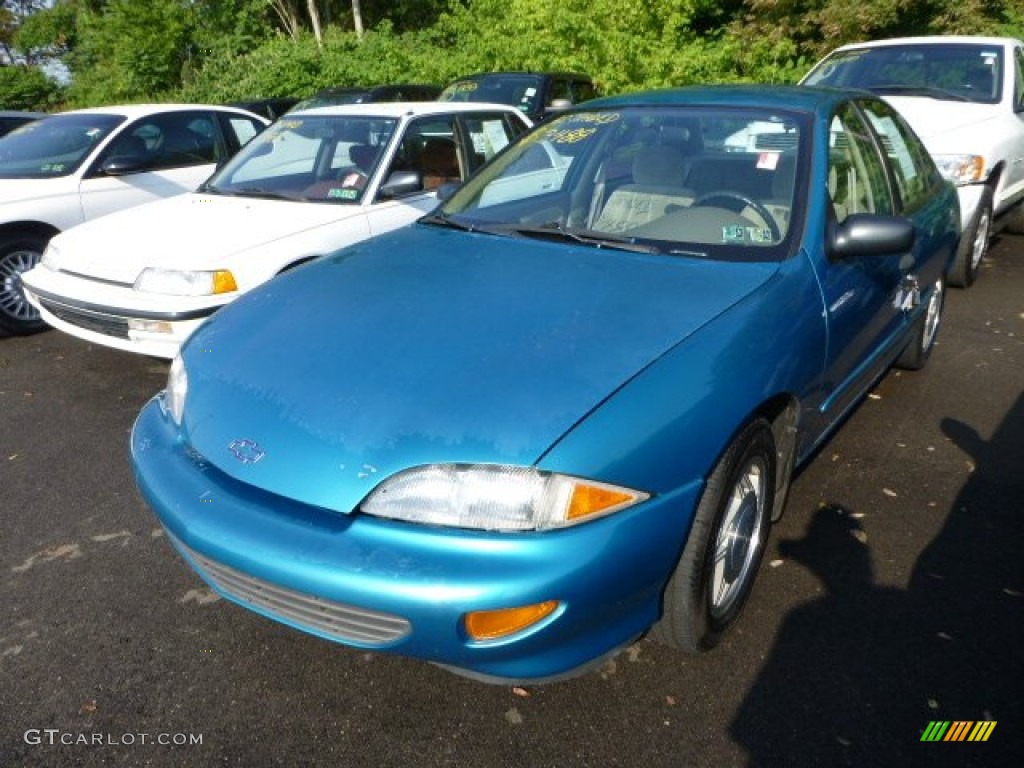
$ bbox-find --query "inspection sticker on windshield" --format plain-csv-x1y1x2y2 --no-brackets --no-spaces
328,188,358,200
722,225,746,243
756,152,780,170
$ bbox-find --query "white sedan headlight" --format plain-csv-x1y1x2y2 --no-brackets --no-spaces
134,268,237,296
163,353,188,426
931,154,986,186
361,464,649,531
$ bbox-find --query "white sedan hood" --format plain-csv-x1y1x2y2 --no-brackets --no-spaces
882,97,998,151
49,193,367,284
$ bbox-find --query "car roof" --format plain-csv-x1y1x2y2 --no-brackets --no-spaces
448,71,592,82
830,36,1020,52
54,103,269,120
315,84,440,95
0,110,47,119
287,101,524,118
582,84,863,114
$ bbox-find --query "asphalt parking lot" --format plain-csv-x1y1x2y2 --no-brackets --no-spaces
2,235,1021,768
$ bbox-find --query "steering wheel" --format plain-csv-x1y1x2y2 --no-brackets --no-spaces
693,191,781,242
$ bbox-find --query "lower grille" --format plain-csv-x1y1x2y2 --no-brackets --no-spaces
170,534,412,646
39,298,130,339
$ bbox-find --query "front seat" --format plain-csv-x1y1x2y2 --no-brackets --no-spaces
592,145,695,233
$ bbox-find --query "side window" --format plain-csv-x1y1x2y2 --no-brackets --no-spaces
1016,46,1024,108
223,115,264,152
859,99,940,213
828,104,893,222
573,80,598,104
387,117,460,193
549,78,573,107
104,112,218,172
460,113,523,172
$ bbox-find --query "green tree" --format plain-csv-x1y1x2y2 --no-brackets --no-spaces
0,62,59,108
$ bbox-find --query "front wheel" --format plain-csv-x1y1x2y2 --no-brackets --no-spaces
947,187,992,288
0,234,49,335
1004,199,1024,235
653,419,776,652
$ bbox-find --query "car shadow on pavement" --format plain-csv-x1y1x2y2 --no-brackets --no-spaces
729,394,1023,767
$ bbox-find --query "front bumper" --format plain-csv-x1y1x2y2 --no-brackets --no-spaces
22,270,225,359
131,397,701,682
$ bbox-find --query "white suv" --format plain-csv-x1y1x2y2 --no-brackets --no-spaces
0,104,268,335
802,36,1024,286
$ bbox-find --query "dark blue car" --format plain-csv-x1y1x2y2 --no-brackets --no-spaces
131,86,958,683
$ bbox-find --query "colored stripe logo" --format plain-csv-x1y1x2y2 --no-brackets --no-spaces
921,721,996,742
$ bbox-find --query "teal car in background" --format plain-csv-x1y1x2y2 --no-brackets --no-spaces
131,86,959,683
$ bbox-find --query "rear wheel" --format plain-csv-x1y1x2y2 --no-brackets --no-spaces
947,187,991,288
654,419,775,652
0,234,48,335
896,276,944,371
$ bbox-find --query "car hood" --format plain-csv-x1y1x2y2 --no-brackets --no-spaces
48,193,366,284
880,96,998,150
180,226,779,513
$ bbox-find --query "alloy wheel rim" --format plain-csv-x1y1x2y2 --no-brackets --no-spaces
0,249,42,321
970,210,990,270
921,280,943,353
710,458,767,618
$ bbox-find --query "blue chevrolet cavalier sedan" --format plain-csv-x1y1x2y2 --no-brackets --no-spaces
131,86,959,683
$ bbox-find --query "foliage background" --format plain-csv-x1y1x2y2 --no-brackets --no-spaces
1,0,1022,111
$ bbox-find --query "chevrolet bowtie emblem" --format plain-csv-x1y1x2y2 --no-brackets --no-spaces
228,438,265,464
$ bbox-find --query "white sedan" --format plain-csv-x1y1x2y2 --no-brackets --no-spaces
22,102,530,357
0,104,268,335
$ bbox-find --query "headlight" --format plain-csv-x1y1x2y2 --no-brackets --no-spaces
361,464,649,531
931,154,985,186
163,353,188,426
40,243,60,271
134,268,237,296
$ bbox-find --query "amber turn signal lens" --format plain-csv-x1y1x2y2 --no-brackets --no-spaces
464,600,559,641
567,483,638,521
212,270,238,294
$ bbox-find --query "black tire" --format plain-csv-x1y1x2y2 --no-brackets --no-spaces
1004,200,1024,236
653,419,776,652
896,276,944,371
947,186,992,288
0,233,49,335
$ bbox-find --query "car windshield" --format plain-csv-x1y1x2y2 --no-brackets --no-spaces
434,106,805,261
803,43,1004,105
203,114,398,203
440,74,546,115
0,113,125,178
290,90,373,112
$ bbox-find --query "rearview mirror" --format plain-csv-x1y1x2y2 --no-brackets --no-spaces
377,170,423,199
101,154,149,176
827,213,915,260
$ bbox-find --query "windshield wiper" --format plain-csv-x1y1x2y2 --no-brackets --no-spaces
866,84,970,102
219,187,305,202
508,223,664,254
420,212,498,234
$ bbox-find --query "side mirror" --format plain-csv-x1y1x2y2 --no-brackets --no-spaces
546,98,573,115
101,154,149,176
436,181,461,202
827,213,915,260
377,170,423,199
